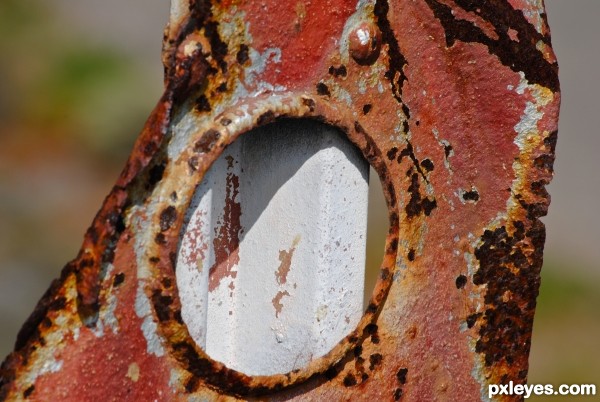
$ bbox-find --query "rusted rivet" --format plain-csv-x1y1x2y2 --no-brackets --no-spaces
349,22,381,65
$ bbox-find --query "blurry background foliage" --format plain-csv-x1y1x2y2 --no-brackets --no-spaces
0,0,154,162
0,1,598,400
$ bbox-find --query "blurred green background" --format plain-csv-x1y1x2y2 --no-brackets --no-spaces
0,1,597,399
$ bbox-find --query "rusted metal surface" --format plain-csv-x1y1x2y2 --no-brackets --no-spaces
0,0,559,401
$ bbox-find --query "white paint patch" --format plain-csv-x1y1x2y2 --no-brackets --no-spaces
245,47,286,93
335,85,354,106
169,111,204,161
135,282,165,357
23,354,64,387
130,205,154,280
103,290,120,334
514,102,543,137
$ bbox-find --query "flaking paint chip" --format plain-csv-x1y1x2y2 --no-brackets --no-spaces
126,362,140,382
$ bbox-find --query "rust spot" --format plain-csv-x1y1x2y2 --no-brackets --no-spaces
396,367,408,384
301,97,316,112
316,82,330,96
113,273,125,287
188,156,200,172
455,274,467,289
208,160,242,292
272,290,290,318
195,94,211,112
420,158,434,172
49,297,67,312
23,385,34,398
444,143,453,158
342,373,357,387
236,44,250,64
328,65,347,77
155,233,166,245
369,353,383,370
394,388,403,400
170,40,209,104
362,104,372,115
374,0,409,100
147,163,166,188
41,317,52,329
407,325,417,339
406,172,432,218
325,367,338,380
365,323,380,343
467,313,482,329
185,376,199,393
152,289,173,322
159,206,177,232
473,219,544,377
275,236,300,285
257,111,276,126
194,129,221,153
380,267,391,280
462,189,480,202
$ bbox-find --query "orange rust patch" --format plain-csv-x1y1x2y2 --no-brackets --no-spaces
272,291,290,318
275,236,300,285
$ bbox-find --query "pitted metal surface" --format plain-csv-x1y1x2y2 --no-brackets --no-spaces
1,0,559,401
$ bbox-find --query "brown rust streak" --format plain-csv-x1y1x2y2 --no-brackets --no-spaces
437,0,500,41
471,127,558,389
275,236,300,285
272,291,290,318
208,156,242,292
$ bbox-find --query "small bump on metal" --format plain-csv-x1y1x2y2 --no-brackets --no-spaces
349,22,381,65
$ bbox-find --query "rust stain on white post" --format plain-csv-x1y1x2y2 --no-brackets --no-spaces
177,119,369,376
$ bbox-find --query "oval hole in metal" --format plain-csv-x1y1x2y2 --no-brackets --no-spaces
176,119,373,376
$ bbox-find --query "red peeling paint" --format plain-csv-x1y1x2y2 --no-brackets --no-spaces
241,0,355,89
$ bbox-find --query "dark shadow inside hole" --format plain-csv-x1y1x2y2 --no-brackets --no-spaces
183,119,369,250
364,167,390,309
